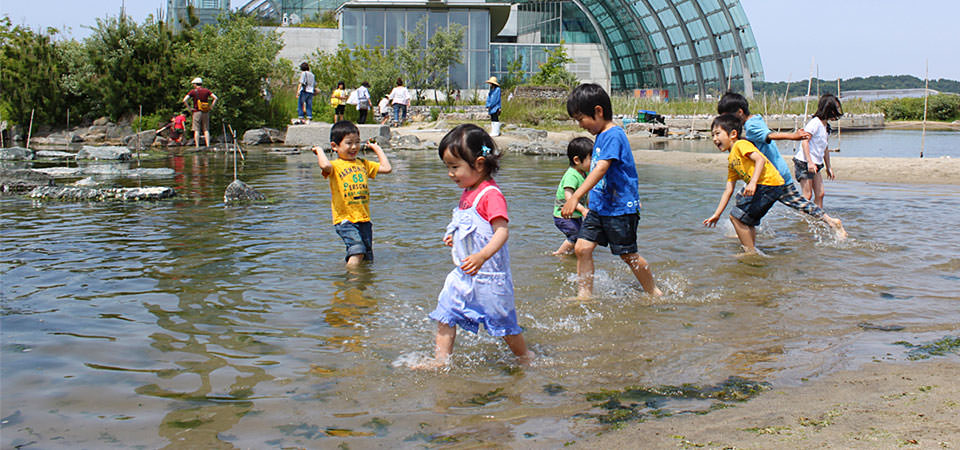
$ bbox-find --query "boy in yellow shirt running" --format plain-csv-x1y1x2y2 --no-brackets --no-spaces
313,121,392,267
703,113,785,255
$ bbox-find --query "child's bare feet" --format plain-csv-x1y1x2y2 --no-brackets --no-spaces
825,216,847,240
410,355,450,370
516,351,535,365
552,240,574,256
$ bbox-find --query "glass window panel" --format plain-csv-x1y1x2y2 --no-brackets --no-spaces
717,32,735,52
364,10,384,47
469,11,489,50
729,4,748,27
428,11,447,40
470,51,489,88
657,48,672,63
658,9,678,27
641,15,658,32
707,11,726,32
699,0,721,14
675,44,691,60
649,32,666,49
666,26,685,44
406,11,427,46
342,10,361,47
680,64,696,82
677,1,698,21
649,0,668,11
385,10,403,48
701,61,718,80
451,55,467,90
686,20,706,39
662,68,676,84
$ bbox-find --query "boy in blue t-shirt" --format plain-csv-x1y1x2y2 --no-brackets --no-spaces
718,92,846,239
561,83,662,298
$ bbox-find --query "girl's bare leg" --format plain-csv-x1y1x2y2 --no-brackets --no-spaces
574,239,597,299
800,178,813,201
434,322,456,362
503,334,534,364
620,253,662,296
812,172,825,208
730,216,757,254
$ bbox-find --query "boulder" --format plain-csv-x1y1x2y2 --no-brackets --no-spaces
242,127,284,146
0,147,34,160
92,117,110,126
0,168,54,192
624,121,669,137
506,141,563,156
122,130,156,150
511,127,548,141
224,179,266,202
36,150,77,159
76,146,131,161
29,185,176,201
33,167,83,177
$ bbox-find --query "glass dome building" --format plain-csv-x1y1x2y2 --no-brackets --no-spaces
510,0,763,97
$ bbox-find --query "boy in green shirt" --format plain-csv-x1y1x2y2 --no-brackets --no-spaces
552,137,592,255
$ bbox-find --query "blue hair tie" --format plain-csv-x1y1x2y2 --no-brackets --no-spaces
480,145,491,157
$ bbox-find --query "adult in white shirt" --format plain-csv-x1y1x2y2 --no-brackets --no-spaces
297,62,315,123
387,78,410,126
355,81,371,124
794,93,842,208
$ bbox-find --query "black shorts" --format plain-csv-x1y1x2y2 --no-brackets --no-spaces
730,184,784,226
335,105,346,115
793,157,824,181
578,211,639,255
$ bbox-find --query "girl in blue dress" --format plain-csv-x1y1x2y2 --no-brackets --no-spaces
422,124,534,368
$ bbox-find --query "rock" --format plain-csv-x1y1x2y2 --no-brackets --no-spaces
122,130,156,150
243,127,284,145
397,134,421,146
74,177,99,186
76,146,131,161
511,127,549,141
71,133,85,143
33,167,83,177
0,168,54,192
224,179,266,202
29,185,176,201
125,168,175,178
0,147,35,160
35,150,77,159
506,141,564,156
624,122,669,137
92,117,110,126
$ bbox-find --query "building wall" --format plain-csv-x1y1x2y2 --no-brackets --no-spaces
564,43,610,92
263,27,342,65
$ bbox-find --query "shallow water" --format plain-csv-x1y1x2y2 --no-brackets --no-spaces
639,127,960,159
2,141,959,448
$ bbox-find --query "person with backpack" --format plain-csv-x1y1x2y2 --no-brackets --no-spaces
355,81,372,124
182,77,217,148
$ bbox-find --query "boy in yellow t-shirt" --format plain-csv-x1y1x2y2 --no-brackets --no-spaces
313,121,393,267
703,113,786,255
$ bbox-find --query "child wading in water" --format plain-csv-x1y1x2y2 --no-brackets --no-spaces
420,124,534,368
703,114,785,255
313,121,392,268
796,93,842,208
717,92,845,238
552,137,592,255
561,83,661,298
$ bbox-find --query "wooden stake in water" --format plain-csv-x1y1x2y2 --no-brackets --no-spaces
778,74,792,133
836,78,842,153
26,109,35,149
921,60,929,159
136,104,143,169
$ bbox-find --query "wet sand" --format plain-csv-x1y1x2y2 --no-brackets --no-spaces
574,360,960,449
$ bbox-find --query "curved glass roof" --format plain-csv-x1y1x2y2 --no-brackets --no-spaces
564,0,763,96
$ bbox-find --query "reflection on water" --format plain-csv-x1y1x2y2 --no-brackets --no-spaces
2,142,959,447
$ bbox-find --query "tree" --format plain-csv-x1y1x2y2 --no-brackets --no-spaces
530,45,577,88
0,17,66,126
184,15,285,131
397,19,466,103
499,55,527,90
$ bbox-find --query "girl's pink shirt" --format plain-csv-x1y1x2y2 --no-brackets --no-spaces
458,179,508,223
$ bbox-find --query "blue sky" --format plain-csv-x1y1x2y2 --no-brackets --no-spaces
3,0,958,81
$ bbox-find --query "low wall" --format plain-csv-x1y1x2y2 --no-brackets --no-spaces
284,123,391,147
663,114,885,131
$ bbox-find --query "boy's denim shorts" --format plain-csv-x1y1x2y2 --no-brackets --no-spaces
793,158,824,181
578,210,639,255
730,184,784,227
334,221,373,262
553,216,583,243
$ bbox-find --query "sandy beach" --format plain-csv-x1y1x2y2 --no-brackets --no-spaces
397,125,960,448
